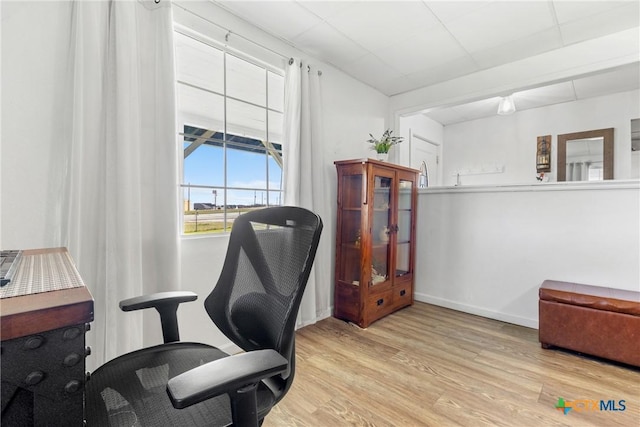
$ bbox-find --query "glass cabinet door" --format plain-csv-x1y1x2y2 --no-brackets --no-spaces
338,174,362,286
371,175,392,286
395,179,413,279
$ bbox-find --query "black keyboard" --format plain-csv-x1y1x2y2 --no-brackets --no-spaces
1,250,22,287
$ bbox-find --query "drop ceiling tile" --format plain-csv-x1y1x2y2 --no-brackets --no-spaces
212,0,638,107
377,76,421,97
471,27,562,70
424,1,492,23
341,53,404,88
325,1,440,51
513,81,576,110
295,0,360,20
573,64,640,99
406,55,478,89
293,22,369,69
373,25,469,74
553,1,634,24
216,1,322,40
559,2,640,46
445,1,555,53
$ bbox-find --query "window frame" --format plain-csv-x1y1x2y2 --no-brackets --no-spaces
174,27,285,236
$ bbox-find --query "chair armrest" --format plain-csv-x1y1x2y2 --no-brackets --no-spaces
119,291,198,311
119,291,198,343
167,349,288,409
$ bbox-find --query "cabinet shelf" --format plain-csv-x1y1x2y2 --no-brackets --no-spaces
334,159,418,328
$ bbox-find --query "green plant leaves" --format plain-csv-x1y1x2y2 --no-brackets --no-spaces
367,129,403,153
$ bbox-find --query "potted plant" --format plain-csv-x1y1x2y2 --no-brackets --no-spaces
367,129,403,161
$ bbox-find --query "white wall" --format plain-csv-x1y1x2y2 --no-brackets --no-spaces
415,182,640,328
441,90,640,186
396,89,640,188
399,88,640,330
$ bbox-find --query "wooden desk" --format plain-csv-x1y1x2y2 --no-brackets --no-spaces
1,248,94,426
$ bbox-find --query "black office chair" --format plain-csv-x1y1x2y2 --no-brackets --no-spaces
85,206,322,427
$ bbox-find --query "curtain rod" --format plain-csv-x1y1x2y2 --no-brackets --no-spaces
173,3,290,61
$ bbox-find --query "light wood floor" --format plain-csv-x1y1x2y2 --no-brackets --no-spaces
264,302,640,426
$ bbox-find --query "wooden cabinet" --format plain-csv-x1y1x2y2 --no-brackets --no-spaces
334,159,418,328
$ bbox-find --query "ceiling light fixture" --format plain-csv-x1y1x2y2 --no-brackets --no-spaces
497,95,516,115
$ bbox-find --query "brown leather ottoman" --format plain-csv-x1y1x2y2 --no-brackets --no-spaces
539,280,640,367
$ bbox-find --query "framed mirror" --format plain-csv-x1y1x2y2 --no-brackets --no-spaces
557,128,614,181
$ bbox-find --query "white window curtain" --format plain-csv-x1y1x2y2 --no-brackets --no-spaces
283,60,331,327
63,0,180,369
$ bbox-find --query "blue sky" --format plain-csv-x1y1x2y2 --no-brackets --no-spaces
183,143,282,207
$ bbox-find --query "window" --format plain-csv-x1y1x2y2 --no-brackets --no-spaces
175,30,284,234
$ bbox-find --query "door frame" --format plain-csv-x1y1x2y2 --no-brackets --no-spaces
409,131,442,187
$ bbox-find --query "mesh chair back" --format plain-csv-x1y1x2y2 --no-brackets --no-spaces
205,207,322,397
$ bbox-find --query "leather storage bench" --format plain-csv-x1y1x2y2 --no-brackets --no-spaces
539,280,640,367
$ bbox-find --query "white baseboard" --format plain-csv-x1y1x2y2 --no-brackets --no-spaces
316,308,332,321
295,308,333,330
414,292,539,329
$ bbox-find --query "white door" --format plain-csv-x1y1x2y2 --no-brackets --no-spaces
410,132,440,187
